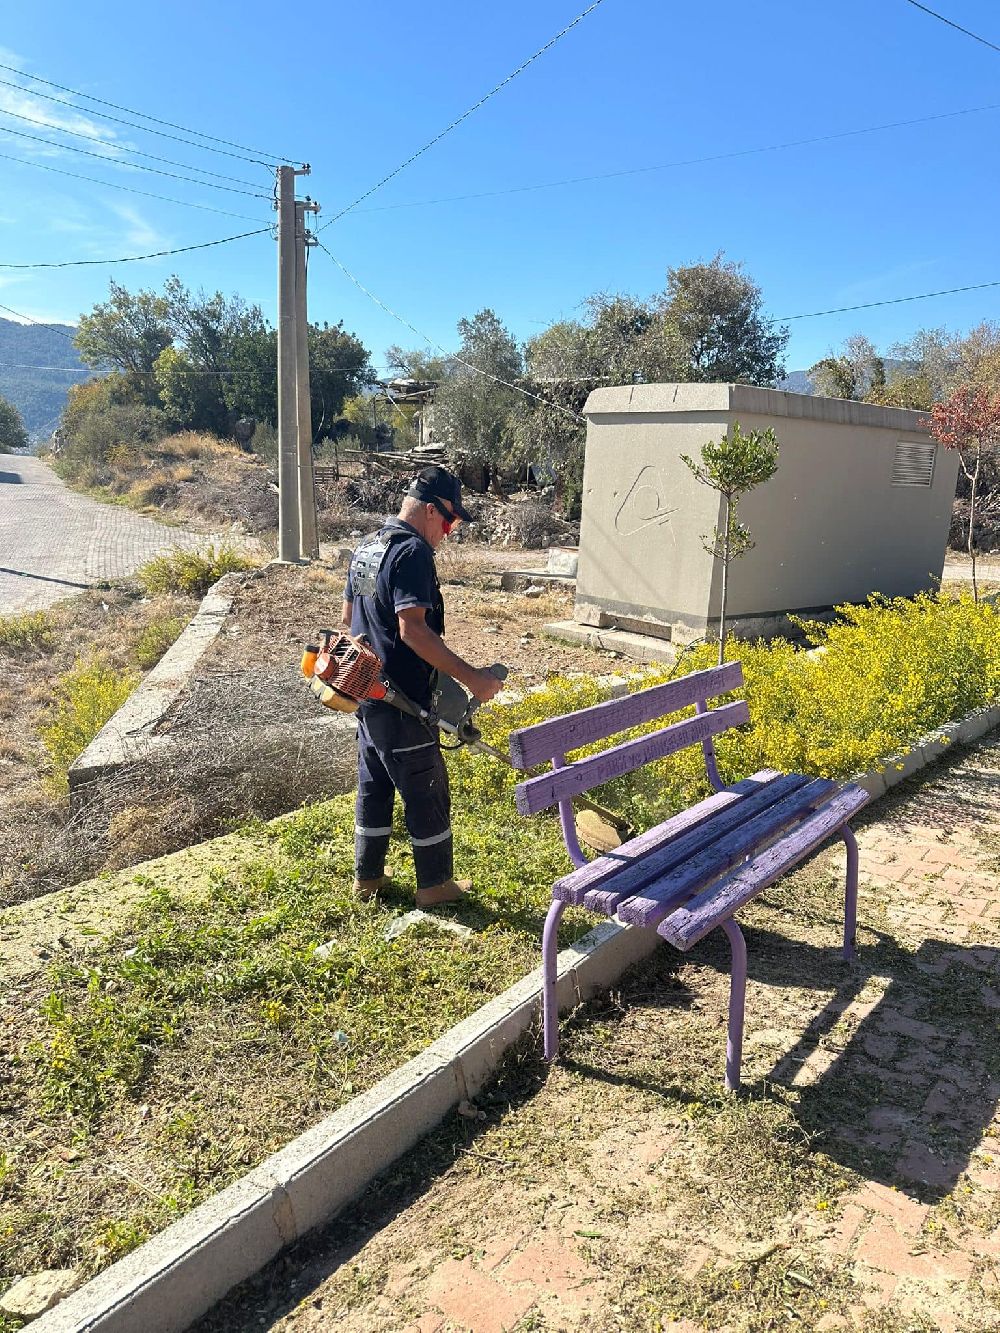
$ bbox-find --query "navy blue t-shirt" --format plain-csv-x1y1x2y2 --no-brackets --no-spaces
344,521,445,708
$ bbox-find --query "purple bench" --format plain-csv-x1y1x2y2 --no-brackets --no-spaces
507,662,869,1090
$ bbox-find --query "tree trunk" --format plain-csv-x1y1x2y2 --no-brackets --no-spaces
719,499,731,666
968,451,980,604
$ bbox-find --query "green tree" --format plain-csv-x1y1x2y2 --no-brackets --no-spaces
308,322,373,440
682,421,780,663
0,393,28,452
154,346,226,434
808,334,885,400
75,280,171,377
660,254,788,385
433,309,523,471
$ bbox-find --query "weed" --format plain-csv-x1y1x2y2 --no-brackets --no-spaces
132,615,186,669
0,610,54,653
135,545,257,597
39,658,138,789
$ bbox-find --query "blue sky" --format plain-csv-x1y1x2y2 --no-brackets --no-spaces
1,0,999,378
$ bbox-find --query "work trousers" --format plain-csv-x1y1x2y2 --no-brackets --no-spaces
354,704,453,890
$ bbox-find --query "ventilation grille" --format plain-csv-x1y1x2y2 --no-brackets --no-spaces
892,441,936,487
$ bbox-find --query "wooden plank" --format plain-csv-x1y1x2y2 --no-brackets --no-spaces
514,700,750,815
583,772,811,915
508,663,744,770
659,785,871,951
616,777,838,929
551,770,782,906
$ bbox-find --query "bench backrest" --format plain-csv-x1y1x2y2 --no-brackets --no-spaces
508,663,748,823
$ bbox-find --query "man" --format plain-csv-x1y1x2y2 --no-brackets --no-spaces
341,465,502,905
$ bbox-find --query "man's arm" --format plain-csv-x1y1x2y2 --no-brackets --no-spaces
397,607,501,703
341,599,352,631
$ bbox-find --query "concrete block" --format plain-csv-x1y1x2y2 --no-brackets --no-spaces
851,769,888,801
879,747,925,790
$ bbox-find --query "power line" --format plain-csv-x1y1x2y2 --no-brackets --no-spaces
0,226,271,269
901,1,1000,56
0,362,87,372
0,300,77,338
0,147,270,223
0,105,265,187
344,100,1000,216
0,59,299,163
319,0,607,229
0,123,270,197
317,241,584,422
0,73,282,168
778,278,1000,322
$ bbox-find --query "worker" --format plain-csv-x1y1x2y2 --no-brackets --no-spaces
341,465,503,904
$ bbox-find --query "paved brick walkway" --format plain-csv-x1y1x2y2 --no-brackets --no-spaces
200,737,1000,1333
0,454,230,612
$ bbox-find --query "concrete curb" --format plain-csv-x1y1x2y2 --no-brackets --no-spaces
67,579,239,802
32,702,1000,1332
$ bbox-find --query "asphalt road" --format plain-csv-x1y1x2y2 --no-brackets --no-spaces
0,454,228,613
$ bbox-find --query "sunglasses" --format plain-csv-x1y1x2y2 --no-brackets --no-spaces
429,495,459,533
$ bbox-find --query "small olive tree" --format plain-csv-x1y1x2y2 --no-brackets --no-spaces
682,420,779,663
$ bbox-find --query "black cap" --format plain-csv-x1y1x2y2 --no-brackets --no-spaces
406,464,473,522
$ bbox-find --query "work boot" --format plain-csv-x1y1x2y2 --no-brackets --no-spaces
353,869,392,902
416,879,472,907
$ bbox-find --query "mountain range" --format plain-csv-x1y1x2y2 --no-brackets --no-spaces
0,316,85,442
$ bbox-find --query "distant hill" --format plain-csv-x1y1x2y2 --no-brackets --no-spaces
779,370,813,395
0,317,86,442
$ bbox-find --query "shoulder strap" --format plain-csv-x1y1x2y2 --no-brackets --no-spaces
350,522,415,599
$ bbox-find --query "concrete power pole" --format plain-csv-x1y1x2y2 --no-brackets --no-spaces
295,199,320,559
276,164,301,562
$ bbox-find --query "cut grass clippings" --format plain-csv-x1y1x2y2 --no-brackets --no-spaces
1,589,999,1316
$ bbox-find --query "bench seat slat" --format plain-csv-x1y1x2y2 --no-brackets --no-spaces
582,773,812,915
552,770,782,906
515,700,750,815
658,784,871,951
508,663,744,769
616,777,838,929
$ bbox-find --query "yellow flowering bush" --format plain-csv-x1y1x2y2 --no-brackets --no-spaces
465,591,1000,831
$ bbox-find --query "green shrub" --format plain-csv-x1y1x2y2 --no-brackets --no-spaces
132,615,186,669
40,658,139,789
135,545,257,597
57,401,169,473
0,610,54,652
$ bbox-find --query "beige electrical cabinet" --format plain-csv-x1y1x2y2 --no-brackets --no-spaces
575,384,958,645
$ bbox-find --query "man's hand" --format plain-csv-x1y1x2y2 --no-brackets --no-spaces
467,667,503,703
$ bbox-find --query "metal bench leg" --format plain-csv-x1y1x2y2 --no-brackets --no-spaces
542,900,567,1061
721,919,747,1092
842,824,859,962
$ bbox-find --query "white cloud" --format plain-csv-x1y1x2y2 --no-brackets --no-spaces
0,47,120,166
108,203,169,251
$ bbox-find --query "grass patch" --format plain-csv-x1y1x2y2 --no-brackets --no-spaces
135,545,257,597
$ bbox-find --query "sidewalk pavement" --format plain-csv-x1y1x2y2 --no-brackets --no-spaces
198,735,1000,1333
0,454,236,613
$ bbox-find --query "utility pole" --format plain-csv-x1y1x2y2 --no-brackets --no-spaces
276,164,301,562
295,198,320,559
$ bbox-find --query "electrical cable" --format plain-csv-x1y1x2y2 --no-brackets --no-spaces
0,105,266,187
777,278,1000,321
0,73,283,168
0,123,270,196
0,148,270,222
319,0,607,229
316,241,584,422
344,100,1000,216
0,361,277,378
0,300,77,338
0,59,298,162
901,0,1000,57
0,226,272,269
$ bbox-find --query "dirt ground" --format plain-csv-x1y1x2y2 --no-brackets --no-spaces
198,734,1000,1333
